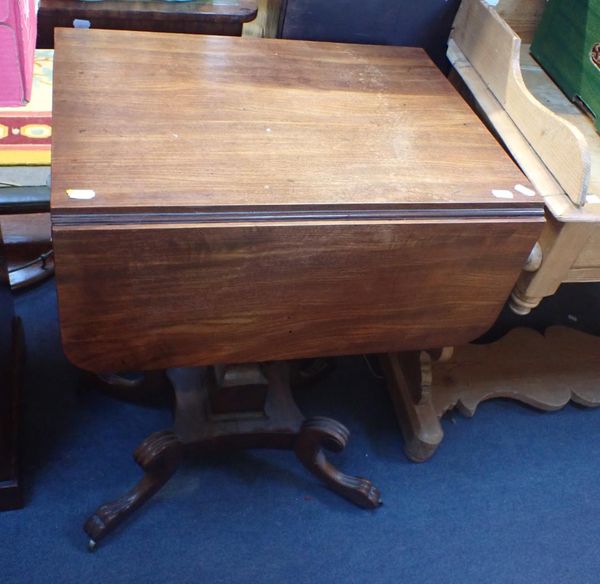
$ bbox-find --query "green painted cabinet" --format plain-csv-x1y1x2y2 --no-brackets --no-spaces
531,0,600,130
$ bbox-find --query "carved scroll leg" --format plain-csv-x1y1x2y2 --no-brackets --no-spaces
84,430,183,550
294,417,382,509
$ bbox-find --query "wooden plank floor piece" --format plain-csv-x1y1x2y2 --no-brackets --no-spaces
383,326,600,462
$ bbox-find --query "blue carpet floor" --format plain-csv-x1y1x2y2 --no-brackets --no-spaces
3,279,600,583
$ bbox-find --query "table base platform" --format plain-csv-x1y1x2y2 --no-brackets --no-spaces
84,361,381,550
382,326,600,462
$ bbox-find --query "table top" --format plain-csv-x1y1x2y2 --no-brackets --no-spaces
51,28,538,223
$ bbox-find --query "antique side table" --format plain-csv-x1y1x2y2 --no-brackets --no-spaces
50,28,544,547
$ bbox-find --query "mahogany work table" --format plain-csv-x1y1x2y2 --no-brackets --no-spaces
51,28,544,548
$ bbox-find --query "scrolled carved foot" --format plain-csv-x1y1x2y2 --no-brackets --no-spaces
294,417,382,509
84,430,183,549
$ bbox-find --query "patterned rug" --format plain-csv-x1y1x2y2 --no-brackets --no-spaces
0,50,53,166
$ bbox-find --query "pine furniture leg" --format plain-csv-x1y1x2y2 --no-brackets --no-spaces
383,327,600,462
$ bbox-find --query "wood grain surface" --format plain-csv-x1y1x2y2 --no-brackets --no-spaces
496,0,546,43
50,30,544,372
519,47,600,207
54,219,542,371
448,0,600,312
38,1,257,47
447,39,565,202
451,0,590,207
41,0,257,20
51,29,537,220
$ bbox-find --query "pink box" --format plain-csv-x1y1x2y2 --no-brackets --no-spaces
0,0,37,106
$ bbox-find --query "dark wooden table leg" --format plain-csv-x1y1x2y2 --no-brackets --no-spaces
84,430,183,550
295,417,381,509
85,360,380,549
